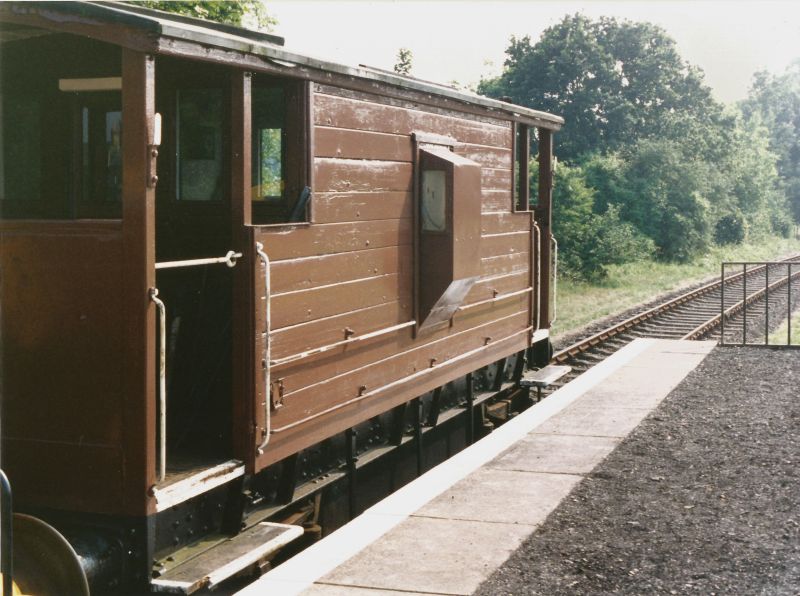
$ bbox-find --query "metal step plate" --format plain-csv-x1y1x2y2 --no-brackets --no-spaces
520,364,572,388
152,522,304,594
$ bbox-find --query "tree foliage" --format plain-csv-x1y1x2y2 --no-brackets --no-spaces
481,14,796,279
549,162,654,278
130,1,276,30
394,48,414,76
740,62,800,223
479,15,721,161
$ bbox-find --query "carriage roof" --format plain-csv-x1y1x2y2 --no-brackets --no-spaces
0,0,563,130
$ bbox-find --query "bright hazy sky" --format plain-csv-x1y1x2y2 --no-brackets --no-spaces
267,1,800,104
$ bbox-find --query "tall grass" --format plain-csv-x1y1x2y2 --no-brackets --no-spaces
553,236,800,339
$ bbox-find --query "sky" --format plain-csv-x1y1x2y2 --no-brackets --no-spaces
267,0,800,104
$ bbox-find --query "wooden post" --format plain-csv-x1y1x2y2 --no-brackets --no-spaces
537,128,554,328
230,70,257,466
121,49,156,514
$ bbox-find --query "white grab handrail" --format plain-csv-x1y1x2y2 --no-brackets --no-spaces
149,287,167,482
255,242,272,455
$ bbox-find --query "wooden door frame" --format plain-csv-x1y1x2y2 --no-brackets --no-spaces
121,49,157,515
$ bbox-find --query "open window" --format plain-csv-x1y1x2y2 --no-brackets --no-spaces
513,122,532,212
414,134,482,332
0,32,122,219
251,76,311,224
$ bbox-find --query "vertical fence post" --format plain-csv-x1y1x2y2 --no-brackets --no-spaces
720,263,725,345
765,264,770,345
789,264,793,346
742,264,747,345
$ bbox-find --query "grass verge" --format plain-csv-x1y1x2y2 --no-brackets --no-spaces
552,235,800,339
768,309,800,345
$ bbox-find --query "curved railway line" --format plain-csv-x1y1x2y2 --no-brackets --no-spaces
545,255,800,392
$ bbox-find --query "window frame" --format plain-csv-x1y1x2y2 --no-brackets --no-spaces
512,122,531,212
250,76,312,225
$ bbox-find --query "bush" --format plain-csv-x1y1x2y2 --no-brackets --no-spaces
714,212,747,244
550,163,654,280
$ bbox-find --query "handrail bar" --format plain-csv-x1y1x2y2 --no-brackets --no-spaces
551,235,558,324
255,242,272,455
532,221,542,330
149,288,167,482
155,251,242,270
0,469,12,596
270,321,416,368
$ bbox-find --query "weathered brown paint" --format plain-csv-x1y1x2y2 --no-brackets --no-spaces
271,245,411,294
314,159,412,193
0,222,126,513
314,93,511,147
121,49,157,514
0,3,560,522
259,331,530,462
271,295,528,404
230,70,256,465
272,272,411,329
537,128,554,328
255,219,413,262
315,127,413,162
311,191,413,224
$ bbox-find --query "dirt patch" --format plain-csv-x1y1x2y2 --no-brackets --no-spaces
476,347,800,595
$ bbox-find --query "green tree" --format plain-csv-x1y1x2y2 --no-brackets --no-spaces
740,62,800,223
130,1,275,30
548,161,653,279
615,140,712,261
394,48,413,76
479,15,723,162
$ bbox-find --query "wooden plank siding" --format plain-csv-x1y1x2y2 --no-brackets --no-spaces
254,87,535,467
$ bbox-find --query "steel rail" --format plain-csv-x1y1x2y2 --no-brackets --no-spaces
682,266,800,340
552,257,799,363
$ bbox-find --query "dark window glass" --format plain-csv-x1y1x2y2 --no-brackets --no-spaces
1,93,43,203
514,124,532,211
78,94,122,210
250,78,310,224
177,89,223,201
252,86,285,202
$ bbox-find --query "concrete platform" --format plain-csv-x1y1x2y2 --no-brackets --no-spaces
238,339,715,596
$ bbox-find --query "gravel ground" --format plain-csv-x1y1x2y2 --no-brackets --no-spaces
476,347,800,595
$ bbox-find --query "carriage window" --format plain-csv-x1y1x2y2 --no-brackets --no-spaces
513,123,532,211
177,88,224,201
76,93,123,215
252,86,285,200
1,93,43,206
251,78,310,224
0,33,121,220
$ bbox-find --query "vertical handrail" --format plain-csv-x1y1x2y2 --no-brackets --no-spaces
720,263,726,346
0,469,13,596
255,242,272,455
551,236,558,324
536,225,542,330
149,288,167,482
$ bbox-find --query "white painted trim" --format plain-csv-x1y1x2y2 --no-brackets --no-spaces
237,339,658,596
532,328,550,344
58,77,122,92
154,460,245,512
150,578,194,591
207,523,305,588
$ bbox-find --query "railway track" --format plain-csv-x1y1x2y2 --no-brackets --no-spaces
545,255,800,392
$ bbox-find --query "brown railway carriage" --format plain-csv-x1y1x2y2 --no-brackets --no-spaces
0,1,562,593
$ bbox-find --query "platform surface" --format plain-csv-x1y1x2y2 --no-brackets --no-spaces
238,338,715,596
